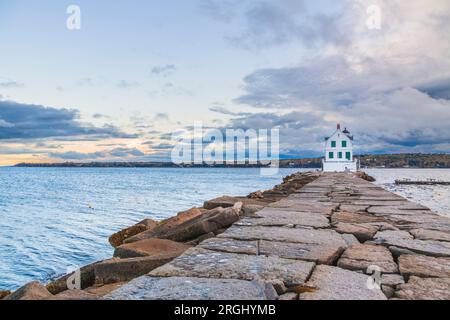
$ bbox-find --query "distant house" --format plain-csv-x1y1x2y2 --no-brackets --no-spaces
323,124,358,172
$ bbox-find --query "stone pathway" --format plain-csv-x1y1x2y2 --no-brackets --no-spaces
105,173,450,300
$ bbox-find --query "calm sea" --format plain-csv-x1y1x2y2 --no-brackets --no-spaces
0,167,449,290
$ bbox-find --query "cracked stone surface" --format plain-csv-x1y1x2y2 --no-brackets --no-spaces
337,244,398,274
149,248,315,286
410,229,450,242
299,265,387,300
218,225,347,247
333,222,379,242
398,254,450,278
374,230,450,258
395,277,450,300
236,208,330,228
198,237,345,265
104,276,276,300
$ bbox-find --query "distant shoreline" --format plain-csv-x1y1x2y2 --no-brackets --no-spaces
11,153,450,169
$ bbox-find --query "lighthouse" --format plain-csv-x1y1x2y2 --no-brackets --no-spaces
322,124,358,172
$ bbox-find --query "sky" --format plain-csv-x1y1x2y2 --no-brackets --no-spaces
0,0,449,165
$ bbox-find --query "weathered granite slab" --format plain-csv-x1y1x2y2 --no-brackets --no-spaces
218,225,347,247
149,248,315,287
300,265,387,300
236,208,330,228
374,230,450,258
268,200,337,215
398,254,450,278
368,207,433,216
339,205,370,213
333,222,379,242
385,214,450,233
198,238,345,265
381,274,405,287
332,211,386,224
395,277,450,300
348,200,411,207
104,276,276,300
410,229,450,242
337,244,398,273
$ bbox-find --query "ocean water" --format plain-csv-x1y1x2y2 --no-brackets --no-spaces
1,167,449,291
0,167,301,290
366,169,450,217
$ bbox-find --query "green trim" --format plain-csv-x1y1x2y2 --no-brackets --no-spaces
346,152,351,160
338,152,343,159
329,152,334,159
342,141,347,148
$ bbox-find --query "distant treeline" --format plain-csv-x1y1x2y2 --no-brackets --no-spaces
14,153,450,169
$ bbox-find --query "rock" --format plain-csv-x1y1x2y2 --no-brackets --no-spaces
125,208,204,244
198,237,345,265
278,292,298,300
337,244,398,273
382,285,395,299
241,204,265,217
368,207,432,216
398,254,450,279
341,234,360,246
5,281,53,300
46,261,99,294
268,200,337,216
204,196,266,210
114,238,190,259
388,246,416,258
355,171,376,182
248,191,264,199
381,274,405,287
236,208,330,229
150,248,315,287
339,205,369,213
374,230,450,258
218,225,348,247
331,211,385,225
94,255,176,285
138,218,159,229
125,206,240,243
395,277,450,300
410,229,450,242
0,290,11,300
85,282,126,297
46,289,98,300
270,280,287,295
104,276,277,300
109,224,148,248
185,232,215,245
333,223,379,242
299,266,386,300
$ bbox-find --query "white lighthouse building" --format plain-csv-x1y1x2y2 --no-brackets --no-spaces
322,124,358,172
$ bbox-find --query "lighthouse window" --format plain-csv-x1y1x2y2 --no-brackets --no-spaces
331,141,336,148
346,152,351,160
338,152,343,159
342,141,347,148
329,152,334,159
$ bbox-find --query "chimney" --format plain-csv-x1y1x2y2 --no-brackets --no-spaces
337,123,341,130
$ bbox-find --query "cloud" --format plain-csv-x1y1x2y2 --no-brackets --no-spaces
415,78,450,100
153,113,170,121
117,80,140,89
0,100,137,140
50,148,145,160
229,0,450,153
0,78,24,88
151,65,177,77
201,0,350,50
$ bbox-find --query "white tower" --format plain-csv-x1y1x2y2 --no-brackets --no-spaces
322,124,358,172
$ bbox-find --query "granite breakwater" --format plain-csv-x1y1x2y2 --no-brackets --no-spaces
2,171,450,300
